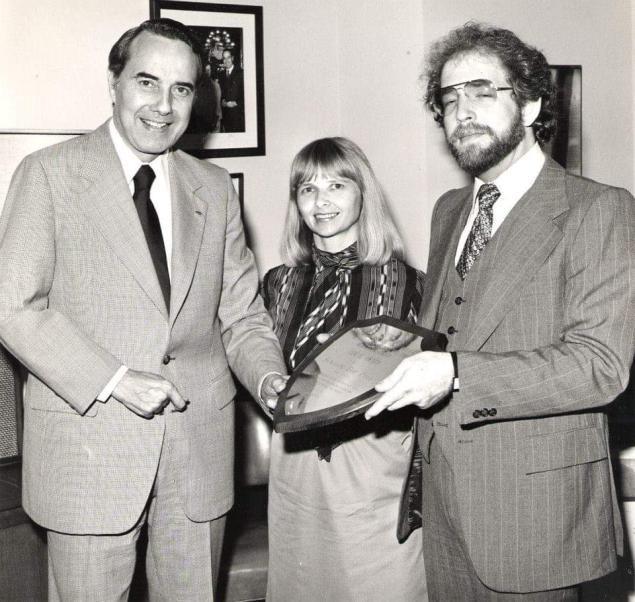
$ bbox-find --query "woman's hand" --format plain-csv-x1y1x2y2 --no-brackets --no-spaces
354,323,415,351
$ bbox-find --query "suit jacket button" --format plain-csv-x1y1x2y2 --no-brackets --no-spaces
488,408,497,416
472,410,481,418
447,326,457,335
455,296,464,305
162,354,172,365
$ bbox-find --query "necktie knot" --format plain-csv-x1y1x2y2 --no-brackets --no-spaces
133,165,155,194
476,182,500,211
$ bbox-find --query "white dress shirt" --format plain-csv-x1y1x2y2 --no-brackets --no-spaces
455,143,545,264
108,119,173,274
97,120,174,401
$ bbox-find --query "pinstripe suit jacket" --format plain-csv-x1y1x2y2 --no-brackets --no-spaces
414,157,634,592
0,122,285,534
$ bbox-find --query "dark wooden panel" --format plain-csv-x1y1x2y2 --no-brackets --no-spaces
0,518,47,601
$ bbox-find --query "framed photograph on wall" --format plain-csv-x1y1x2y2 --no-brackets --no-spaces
229,172,253,248
545,65,582,175
150,1,265,158
230,172,244,210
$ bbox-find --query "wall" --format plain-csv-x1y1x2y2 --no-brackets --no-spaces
1,1,632,271
336,0,429,270
330,0,634,270
1,0,635,595
0,0,341,273
419,0,635,253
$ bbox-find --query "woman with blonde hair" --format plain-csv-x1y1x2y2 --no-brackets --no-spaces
263,137,426,601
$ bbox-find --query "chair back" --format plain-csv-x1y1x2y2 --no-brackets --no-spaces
234,399,272,486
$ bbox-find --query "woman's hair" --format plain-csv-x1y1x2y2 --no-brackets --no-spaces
280,137,405,266
424,21,556,144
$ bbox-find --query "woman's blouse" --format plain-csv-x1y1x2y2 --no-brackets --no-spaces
262,243,425,370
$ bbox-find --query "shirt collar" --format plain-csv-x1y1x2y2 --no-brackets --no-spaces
108,119,168,186
473,142,545,204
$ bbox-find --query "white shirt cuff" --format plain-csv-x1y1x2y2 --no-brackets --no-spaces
97,365,128,402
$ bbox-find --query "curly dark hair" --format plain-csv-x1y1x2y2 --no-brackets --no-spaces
108,19,203,85
424,22,556,144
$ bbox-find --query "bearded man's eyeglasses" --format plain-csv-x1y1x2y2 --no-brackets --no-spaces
431,79,514,117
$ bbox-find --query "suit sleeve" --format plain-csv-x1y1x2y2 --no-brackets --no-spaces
0,156,122,414
454,186,635,425
216,172,286,398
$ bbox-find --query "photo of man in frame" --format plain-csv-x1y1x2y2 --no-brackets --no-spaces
187,26,245,135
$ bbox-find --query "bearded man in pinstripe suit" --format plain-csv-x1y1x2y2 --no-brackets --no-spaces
366,22,634,601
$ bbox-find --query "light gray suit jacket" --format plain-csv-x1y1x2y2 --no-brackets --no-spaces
413,157,634,592
0,122,285,534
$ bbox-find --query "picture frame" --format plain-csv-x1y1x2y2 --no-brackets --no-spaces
150,1,265,158
229,172,253,249
230,172,244,211
546,65,582,175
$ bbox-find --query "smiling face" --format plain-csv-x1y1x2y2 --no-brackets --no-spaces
296,170,362,253
108,32,198,162
222,50,234,69
441,51,533,180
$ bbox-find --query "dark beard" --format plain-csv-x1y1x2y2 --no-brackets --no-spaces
447,110,525,177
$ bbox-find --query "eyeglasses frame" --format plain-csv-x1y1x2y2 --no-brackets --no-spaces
430,79,514,118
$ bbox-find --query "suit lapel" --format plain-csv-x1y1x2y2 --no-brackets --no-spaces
77,123,168,319
460,158,569,349
168,152,208,327
423,188,472,329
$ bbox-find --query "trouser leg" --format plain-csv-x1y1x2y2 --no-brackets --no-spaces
145,435,227,602
47,522,142,602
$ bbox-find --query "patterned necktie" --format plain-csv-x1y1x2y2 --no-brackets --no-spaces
456,182,501,279
133,165,170,310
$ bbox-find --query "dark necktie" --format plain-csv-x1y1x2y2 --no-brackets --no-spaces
133,165,170,310
456,182,501,279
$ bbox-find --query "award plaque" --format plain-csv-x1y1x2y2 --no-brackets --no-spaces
273,316,448,433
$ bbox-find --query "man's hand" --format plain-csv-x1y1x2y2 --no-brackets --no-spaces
353,323,415,351
260,373,289,410
112,369,188,418
365,351,454,419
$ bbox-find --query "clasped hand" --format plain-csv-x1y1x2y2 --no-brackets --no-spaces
113,370,289,417
112,369,187,418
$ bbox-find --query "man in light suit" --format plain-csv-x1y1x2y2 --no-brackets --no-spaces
219,48,245,133
366,22,634,600
0,19,286,601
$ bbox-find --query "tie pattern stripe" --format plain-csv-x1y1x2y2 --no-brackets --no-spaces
288,244,359,369
456,182,501,279
133,165,171,310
